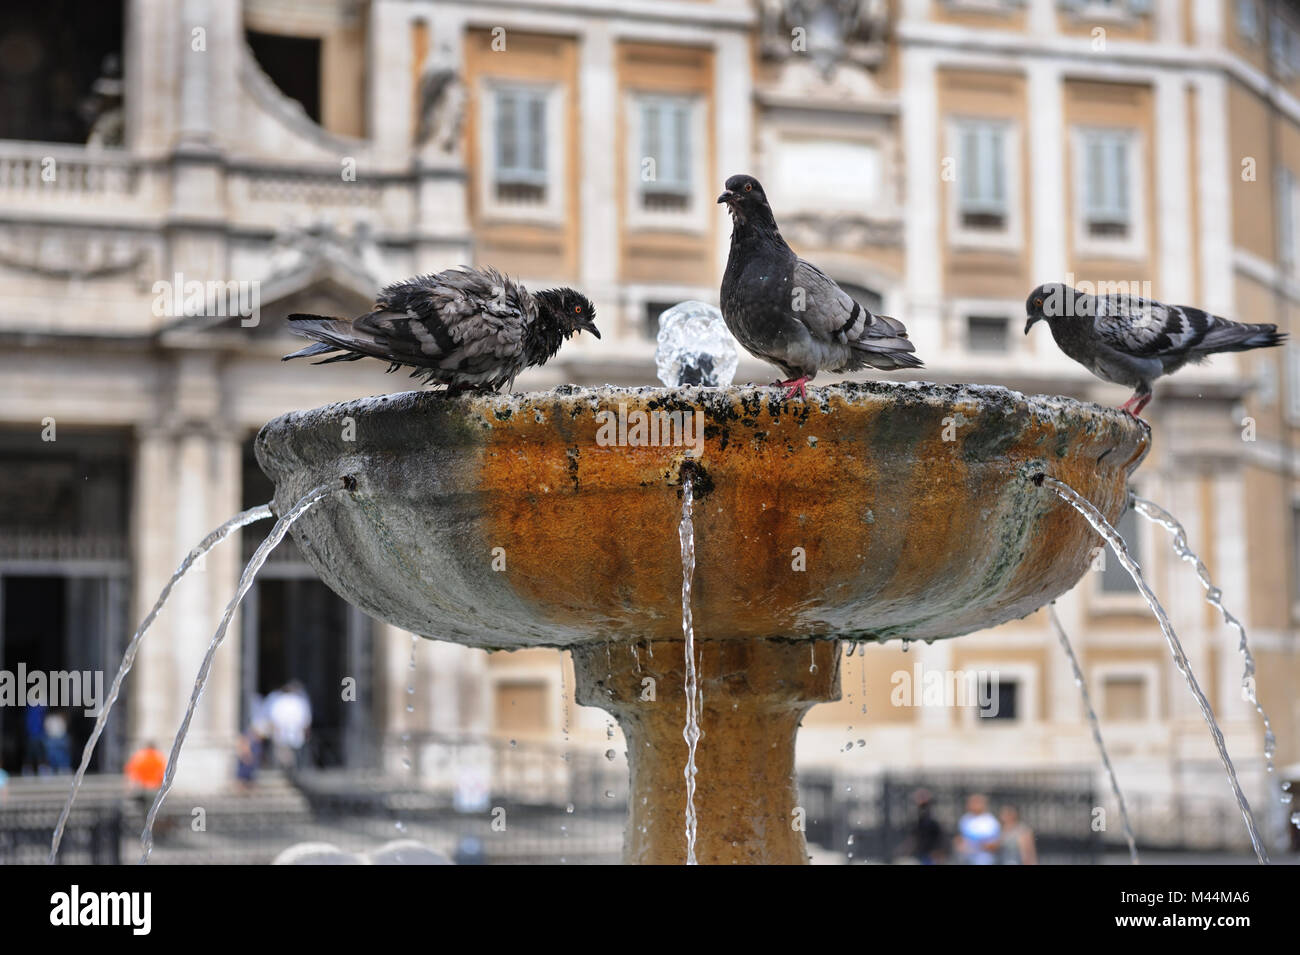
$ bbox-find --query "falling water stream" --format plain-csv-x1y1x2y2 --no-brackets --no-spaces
1039,475,1269,863
48,503,274,864
1046,605,1139,864
679,473,700,865
139,482,338,863
1130,495,1279,783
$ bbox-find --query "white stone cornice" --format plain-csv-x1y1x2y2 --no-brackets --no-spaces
898,16,1300,131
428,0,755,31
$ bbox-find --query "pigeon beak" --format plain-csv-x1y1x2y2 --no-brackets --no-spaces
1024,316,1038,335
717,191,736,205
580,321,600,339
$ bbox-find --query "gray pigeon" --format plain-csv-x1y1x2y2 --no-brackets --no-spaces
1025,282,1284,415
282,266,598,393
718,174,922,400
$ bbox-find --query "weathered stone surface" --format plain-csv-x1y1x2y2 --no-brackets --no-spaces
574,638,841,865
255,382,1149,651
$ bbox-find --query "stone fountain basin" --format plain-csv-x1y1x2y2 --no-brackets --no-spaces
254,382,1149,649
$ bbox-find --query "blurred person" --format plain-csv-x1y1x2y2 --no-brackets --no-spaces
996,805,1037,865
904,787,945,864
125,740,166,797
22,701,46,775
235,725,264,791
953,793,1000,865
268,680,312,771
43,710,71,774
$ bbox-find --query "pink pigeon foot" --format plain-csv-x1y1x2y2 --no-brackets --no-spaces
774,376,810,401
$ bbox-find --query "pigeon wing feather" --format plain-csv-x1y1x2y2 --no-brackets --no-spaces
790,259,920,368
1092,294,1210,358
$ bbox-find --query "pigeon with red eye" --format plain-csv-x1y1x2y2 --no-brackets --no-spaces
282,266,598,393
1025,282,1284,416
718,173,922,400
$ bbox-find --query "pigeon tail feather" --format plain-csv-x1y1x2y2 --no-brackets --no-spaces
1196,321,1286,354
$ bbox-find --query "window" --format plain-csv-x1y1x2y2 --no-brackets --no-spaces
956,122,1009,232
494,680,550,733
967,315,1009,353
1102,675,1147,721
1081,130,1132,239
1100,504,1140,594
1237,0,1261,43
1279,167,1299,275
493,87,548,204
480,81,565,221
1270,16,1300,77
637,96,693,212
1059,0,1152,18
1072,127,1143,257
627,93,706,230
977,675,1018,721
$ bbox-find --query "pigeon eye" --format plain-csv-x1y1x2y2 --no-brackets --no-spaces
744,182,753,192
574,305,583,314
1034,297,1043,307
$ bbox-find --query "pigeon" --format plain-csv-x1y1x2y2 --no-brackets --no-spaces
718,173,922,400
1024,282,1285,416
282,266,598,393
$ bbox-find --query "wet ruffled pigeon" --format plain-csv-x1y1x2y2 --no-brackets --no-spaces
282,266,598,393
718,174,922,400
1025,282,1285,416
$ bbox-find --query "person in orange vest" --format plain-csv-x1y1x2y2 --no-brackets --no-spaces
124,741,166,794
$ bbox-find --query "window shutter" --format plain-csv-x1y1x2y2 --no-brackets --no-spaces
672,103,690,188
959,123,1007,215
1236,0,1260,41
1082,130,1131,226
639,97,693,195
496,91,517,175
527,96,546,180
1279,168,1296,273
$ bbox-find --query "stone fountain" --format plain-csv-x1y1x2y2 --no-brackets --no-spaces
255,381,1149,865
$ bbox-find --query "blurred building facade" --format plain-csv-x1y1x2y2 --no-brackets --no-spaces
0,0,1296,845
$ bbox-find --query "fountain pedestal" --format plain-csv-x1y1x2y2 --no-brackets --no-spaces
573,639,841,865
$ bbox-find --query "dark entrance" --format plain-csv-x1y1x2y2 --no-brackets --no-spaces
0,429,130,776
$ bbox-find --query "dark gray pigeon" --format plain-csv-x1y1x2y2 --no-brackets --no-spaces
282,266,598,393
718,173,922,400
1025,282,1284,416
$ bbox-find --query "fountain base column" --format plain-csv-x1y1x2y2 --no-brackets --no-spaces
573,638,841,865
